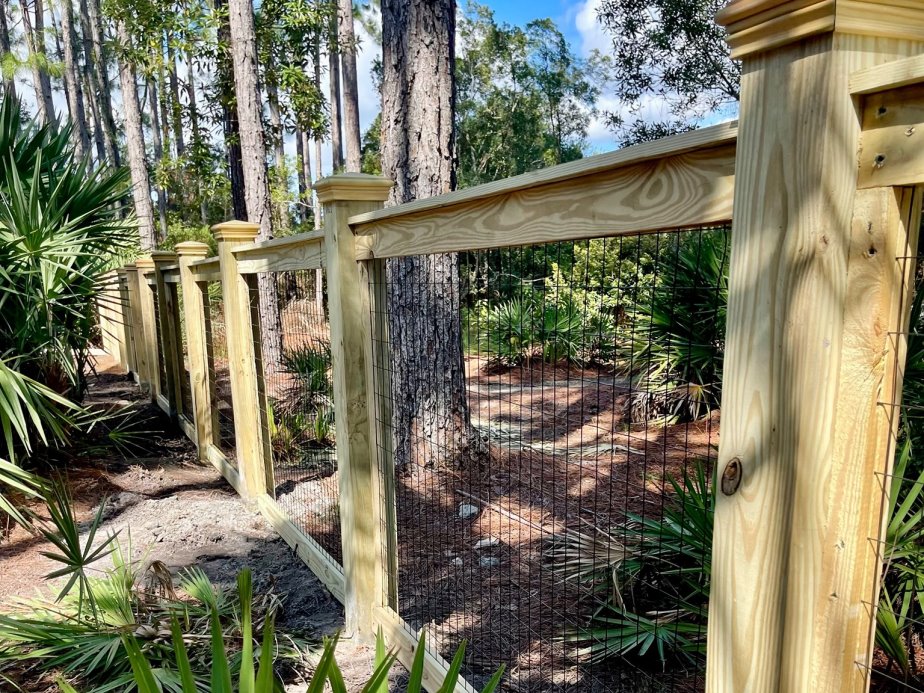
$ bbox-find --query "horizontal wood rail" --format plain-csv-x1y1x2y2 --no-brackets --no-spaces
851,53,924,94
858,83,924,188
187,256,220,282
232,230,325,274
349,121,738,259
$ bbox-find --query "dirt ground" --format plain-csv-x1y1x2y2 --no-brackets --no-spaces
0,353,392,691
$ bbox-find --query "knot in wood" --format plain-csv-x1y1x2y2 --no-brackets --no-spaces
721,458,743,496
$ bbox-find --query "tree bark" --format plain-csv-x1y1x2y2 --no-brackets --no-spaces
0,0,15,97
186,49,208,225
22,0,56,126
295,126,307,222
226,0,282,369
148,78,169,240
115,21,156,250
59,0,90,157
85,0,119,165
76,0,105,161
337,0,361,171
214,0,247,221
266,78,289,233
328,9,343,172
381,0,481,470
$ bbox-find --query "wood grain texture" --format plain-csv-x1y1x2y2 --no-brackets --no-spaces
850,53,924,93
134,262,161,400
707,30,924,693
153,253,182,418
372,607,477,693
214,225,271,497
116,270,134,372
256,494,346,603
858,84,924,187
235,238,324,274
352,144,736,260
321,177,390,638
349,121,738,227
177,242,214,460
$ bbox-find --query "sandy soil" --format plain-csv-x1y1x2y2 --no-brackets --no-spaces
0,355,392,691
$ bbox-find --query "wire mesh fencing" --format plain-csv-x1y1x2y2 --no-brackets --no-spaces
371,227,728,691
203,280,237,465
258,269,342,566
150,278,168,396
173,283,194,422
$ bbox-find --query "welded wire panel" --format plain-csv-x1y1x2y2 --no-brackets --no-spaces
174,283,194,422
203,281,236,465
151,281,168,394
260,269,342,566
371,227,727,691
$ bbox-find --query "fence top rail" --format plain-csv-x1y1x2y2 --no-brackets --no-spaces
348,121,738,260
232,230,326,274
232,229,324,257
188,256,219,271
348,120,738,233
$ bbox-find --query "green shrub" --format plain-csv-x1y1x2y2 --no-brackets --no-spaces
615,229,729,422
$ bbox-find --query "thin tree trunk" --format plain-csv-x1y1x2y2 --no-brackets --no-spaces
337,0,360,171
85,0,118,165
381,0,481,470
167,42,184,157
311,131,322,311
295,127,307,223
328,9,343,172
84,70,105,161
214,0,246,220
58,0,90,156
266,78,289,233
186,49,208,225
226,0,282,369
76,0,105,161
148,78,168,240
115,21,155,250
0,0,16,96
157,62,171,158
23,0,56,125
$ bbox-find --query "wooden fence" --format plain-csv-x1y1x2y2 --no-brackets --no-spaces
99,4,924,691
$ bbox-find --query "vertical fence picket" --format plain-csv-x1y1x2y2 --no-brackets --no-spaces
152,251,181,418
177,242,213,456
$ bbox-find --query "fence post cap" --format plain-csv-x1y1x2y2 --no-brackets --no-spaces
150,250,178,265
211,220,260,242
716,0,924,59
175,241,211,258
122,262,137,270
314,173,393,203
135,256,155,270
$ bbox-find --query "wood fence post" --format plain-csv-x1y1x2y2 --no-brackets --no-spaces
116,268,133,374
152,251,182,418
134,257,161,402
177,242,213,457
707,4,924,692
315,173,394,638
213,221,272,497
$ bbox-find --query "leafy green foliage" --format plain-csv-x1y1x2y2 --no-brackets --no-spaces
0,92,135,399
615,229,729,422
595,0,740,145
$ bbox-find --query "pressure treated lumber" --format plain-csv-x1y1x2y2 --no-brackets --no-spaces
233,232,325,274
707,4,924,690
850,53,924,93
351,144,736,259
177,242,214,456
315,173,392,637
152,251,182,418
133,257,160,399
116,269,134,373
213,221,272,497
858,84,924,188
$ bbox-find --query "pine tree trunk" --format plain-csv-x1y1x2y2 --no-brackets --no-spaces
0,0,16,97
266,78,289,233
167,42,184,157
148,78,169,240
23,0,56,126
115,21,156,250
85,0,118,165
337,0,360,171
226,0,282,370
295,127,307,223
311,131,322,311
76,0,105,161
59,0,90,157
381,0,480,470
186,49,208,225
214,0,247,221
328,9,343,172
